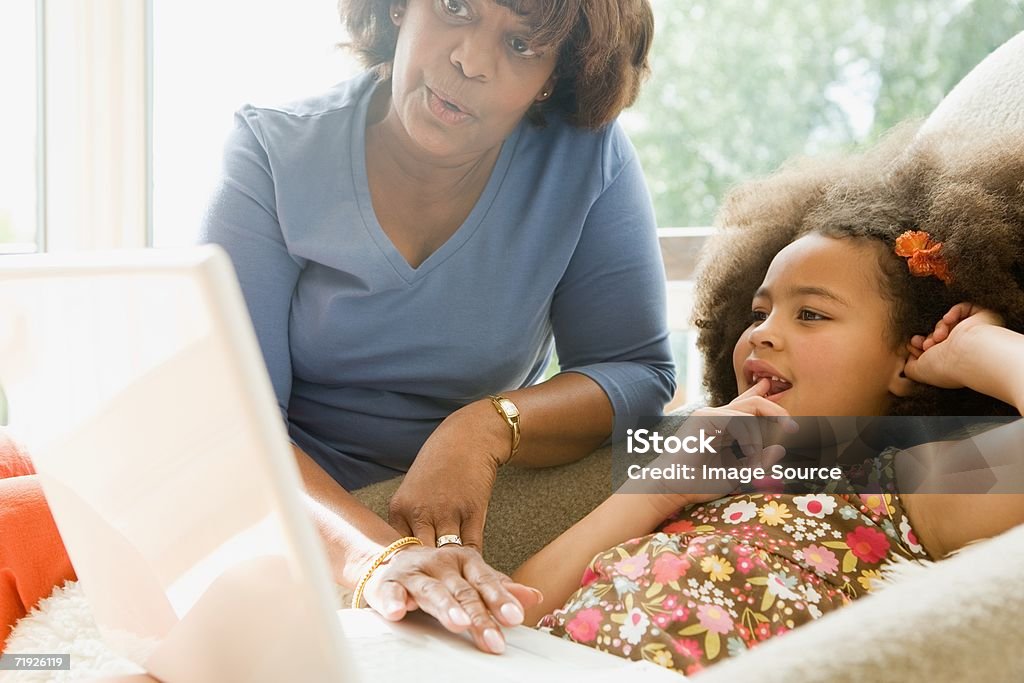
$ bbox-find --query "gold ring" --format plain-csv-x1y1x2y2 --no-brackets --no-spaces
436,534,463,548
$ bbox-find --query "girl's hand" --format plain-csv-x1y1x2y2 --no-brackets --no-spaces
905,303,1005,388
363,544,543,654
625,379,796,516
692,378,799,455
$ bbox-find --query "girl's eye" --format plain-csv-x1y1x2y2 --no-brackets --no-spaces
509,36,538,57
750,310,768,324
798,309,827,321
442,0,470,18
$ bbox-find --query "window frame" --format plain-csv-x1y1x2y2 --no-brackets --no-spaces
33,0,153,253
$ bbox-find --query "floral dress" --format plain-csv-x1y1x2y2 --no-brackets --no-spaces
538,449,931,676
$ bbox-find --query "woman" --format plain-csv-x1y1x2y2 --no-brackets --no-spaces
198,0,672,655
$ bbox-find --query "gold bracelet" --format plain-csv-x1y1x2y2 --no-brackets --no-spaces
488,394,521,465
350,536,423,609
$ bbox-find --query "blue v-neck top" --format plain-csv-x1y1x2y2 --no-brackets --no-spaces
201,71,675,489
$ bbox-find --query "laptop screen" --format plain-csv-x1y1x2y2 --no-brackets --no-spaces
0,247,353,682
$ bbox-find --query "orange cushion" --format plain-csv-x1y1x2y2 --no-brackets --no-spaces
0,430,76,652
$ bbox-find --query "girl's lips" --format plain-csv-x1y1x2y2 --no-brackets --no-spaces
764,376,793,396
426,88,472,125
745,371,792,402
746,377,791,403
743,359,792,395
748,372,793,395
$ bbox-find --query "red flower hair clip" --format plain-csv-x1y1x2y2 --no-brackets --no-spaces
894,230,952,284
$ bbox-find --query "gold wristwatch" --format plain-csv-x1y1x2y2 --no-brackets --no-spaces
488,394,521,464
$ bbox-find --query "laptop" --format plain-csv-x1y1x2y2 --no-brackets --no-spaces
0,246,678,682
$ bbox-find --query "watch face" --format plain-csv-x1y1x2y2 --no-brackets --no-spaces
498,398,520,418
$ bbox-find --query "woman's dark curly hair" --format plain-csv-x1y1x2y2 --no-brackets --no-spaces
692,123,1024,416
338,0,654,129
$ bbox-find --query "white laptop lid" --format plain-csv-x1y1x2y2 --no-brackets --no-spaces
0,246,352,682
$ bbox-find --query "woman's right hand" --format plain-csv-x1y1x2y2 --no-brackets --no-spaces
361,544,543,654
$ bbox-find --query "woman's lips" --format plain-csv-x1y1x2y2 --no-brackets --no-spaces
426,88,472,125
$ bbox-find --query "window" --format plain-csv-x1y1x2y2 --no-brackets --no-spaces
151,0,361,247
0,1,40,253
631,0,1024,230
632,0,1024,406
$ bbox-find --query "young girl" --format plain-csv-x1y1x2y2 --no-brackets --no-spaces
513,126,1024,675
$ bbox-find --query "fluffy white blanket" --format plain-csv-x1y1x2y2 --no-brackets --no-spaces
2,583,143,681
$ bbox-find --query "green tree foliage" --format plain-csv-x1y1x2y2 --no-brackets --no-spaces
626,0,1024,227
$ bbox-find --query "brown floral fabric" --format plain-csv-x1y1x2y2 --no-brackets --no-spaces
539,450,929,676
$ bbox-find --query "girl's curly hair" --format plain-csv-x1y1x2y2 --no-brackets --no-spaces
692,123,1024,416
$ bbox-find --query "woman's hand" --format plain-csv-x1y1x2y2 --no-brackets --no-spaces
362,544,543,654
388,402,507,552
292,444,540,654
905,303,1005,388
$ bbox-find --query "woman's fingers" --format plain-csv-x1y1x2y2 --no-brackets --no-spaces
456,510,485,553
402,505,459,550
389,515,415,542
410,523,436,549
403,573,493,642
502,580,544,616
371,579,412,621
368,547,527,654
460,558,528,626
429,557,519,653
